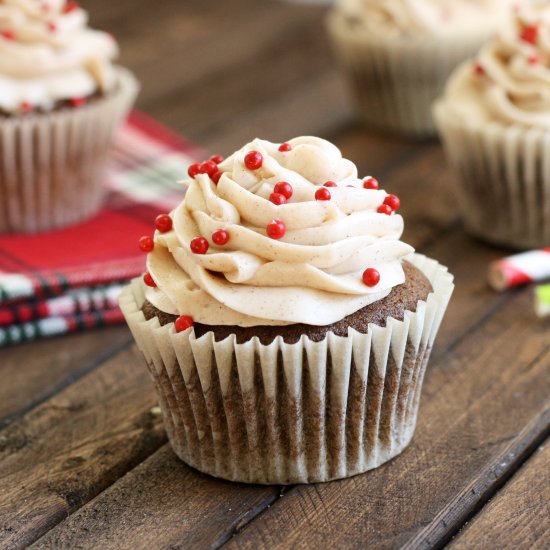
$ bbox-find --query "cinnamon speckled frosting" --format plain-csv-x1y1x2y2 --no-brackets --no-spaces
437,2,550,128
335,0,520,37
145,137,414,327
0,0,118,114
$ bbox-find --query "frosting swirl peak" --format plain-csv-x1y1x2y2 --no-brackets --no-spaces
146,137,414,327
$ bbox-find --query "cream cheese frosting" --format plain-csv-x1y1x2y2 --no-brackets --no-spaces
438,2,550,128
335,0,520,38
0,0,118,114
145,137,414,327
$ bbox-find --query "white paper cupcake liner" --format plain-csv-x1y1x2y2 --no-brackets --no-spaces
120,254,454,484
326,13,487,138
0,67,139,234
435,103,550,249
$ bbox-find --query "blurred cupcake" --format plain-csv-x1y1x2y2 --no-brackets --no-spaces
120,136,454,484
0,0,138,233
435,3,550,249
327,0,521,137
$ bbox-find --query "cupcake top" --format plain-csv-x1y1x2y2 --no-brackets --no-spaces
333,0,519,38
144,137,414,328
0,0,118,115
437,2,550,128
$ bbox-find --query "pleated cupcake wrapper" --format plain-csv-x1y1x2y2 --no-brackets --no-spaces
120,254,454,484
435,103,550,249
326,14,486,138
0,68,139,234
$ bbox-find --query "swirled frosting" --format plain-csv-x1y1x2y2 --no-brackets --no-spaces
145,137,414,327
0,0,118,114
437,3,550,128
335,0,520,38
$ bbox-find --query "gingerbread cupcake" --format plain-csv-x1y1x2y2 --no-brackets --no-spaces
327,0,521,137
0,0,138,233
120,137,454,484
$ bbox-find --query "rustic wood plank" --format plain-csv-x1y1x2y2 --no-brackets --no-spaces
31,445,280,550
450,442,550,550
0,346,166,549
0,329,132,429
224,288,550,550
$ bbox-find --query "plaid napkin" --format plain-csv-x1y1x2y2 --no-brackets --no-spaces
0,110,202,347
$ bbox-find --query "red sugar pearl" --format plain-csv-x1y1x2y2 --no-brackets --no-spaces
279,142,292,152
175,315,194,333
266,219,286,240
200,160,218,177
363,177,379,190
473,62,485,76
362,268,380,287
211,170,223,185
1,30,16,41
212,229,230,246
139,236,154,252
323,181,337,188
274,181,293,199
64,1,79,14
70,97,86,107
190,236,209,254
244,150,263,170
315,187,331,201
47,21,57,33
155,214,173,233
20,101,32,114
143,272,157,288
383,194,401,211
528,54,539,65
188,162,201,178
377,204,393,216
210,154,224,164
521,24,538,45
269,192,287,205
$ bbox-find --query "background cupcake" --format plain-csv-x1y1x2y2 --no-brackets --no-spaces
120,136,454,484
0,0,138,234
435,2,550,249
327,0,521,137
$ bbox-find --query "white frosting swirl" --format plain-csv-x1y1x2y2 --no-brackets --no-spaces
145,137,414,327
438,2,550,128
0,0,118,113
335,0,521,38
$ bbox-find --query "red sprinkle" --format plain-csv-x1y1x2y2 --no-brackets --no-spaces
274,181,293,200
210,154,224,164
363,177,379,190
47,21,57,33
20,101,32,114
266,219,286,240
520,24,538,45
244,150,263,170
188,162,201,178
200,160,218,177
175,315,194,332
154,214,173,233
278,142,292,152
383,194,401,211
190,236,209,254
473,62,485,76
1,30,16,41
64,1,79,14
528,54,539,65
377,204,393,216
143,273,157,288
323,181,337,188
269,192,287,205
212,229,230,246
69,97,86,107
315,188,331,201
362,268,380,287
212,170,223,185
139,236,154,252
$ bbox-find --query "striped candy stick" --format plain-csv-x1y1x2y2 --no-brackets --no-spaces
488,248,550,292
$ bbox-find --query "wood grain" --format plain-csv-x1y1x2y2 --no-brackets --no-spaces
450,442,550,550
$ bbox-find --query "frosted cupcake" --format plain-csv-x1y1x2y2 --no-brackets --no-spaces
120,137,454,484
0,0,138,233
435,3,550,249
327,0,521,137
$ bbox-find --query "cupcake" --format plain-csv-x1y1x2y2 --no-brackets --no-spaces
120,137,454,484
327,0,521,137
0,0,138,233
435,3,550,249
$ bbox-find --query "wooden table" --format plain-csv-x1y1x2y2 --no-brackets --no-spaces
1,1,549,548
